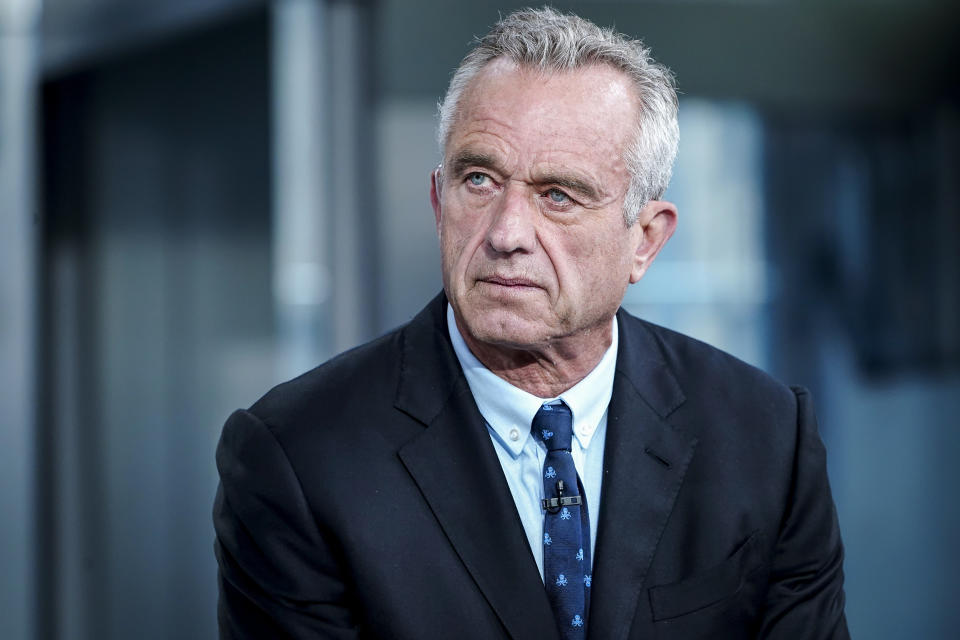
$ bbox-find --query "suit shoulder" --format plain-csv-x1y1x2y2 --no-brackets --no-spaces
247,326,405,431
620,310,797,409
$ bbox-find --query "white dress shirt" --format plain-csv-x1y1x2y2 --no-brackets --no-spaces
446,304,617,581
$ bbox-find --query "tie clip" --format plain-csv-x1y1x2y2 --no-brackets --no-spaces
543,479,582,512
541,495,582,511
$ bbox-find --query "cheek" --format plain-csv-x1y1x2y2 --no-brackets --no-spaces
554,233,631,297
554,231,604,277
441,212,485,272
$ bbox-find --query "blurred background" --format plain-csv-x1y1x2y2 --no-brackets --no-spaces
2,0,958,638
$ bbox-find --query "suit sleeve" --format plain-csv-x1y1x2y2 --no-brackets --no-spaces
213,409,359,639
760,388,850,639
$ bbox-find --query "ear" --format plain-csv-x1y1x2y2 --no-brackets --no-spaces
430,166,443,236
629,199,678,284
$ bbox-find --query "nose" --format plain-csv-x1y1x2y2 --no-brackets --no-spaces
485,182,537,255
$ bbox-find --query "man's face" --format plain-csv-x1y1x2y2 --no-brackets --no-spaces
432,59,673,353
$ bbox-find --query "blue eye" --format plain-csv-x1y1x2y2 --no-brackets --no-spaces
468,173,487,186
547,188,569,203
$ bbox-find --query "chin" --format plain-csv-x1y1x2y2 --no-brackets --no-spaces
461,308,554,349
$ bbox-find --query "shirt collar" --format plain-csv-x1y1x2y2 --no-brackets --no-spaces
447,304,618,458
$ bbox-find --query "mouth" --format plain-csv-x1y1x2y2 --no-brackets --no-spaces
481,275,540,289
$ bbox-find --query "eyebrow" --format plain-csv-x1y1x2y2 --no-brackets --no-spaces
448,150,603,201
535,173,602,201
449,151,501,178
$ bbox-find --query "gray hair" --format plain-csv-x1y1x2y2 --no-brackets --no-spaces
436,7,679,225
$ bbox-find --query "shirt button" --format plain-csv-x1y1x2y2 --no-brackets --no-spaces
509,428,520,441
578,426,589,437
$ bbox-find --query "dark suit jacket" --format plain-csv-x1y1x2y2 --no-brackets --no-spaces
213,293,848,639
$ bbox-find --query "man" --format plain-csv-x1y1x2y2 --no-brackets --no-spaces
214,7,848,639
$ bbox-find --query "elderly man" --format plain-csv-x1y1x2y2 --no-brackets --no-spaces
214,7,848,639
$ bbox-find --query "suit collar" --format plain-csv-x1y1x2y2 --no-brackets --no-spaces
587,309,698,640
395,293,560,640
392,292,460,427
611,308,686,420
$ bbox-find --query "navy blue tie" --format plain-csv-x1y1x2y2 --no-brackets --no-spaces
533,402,591,637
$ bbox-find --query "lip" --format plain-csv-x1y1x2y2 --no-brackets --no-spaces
481,275,540,288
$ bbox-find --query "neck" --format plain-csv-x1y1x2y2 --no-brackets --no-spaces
458,317,614,398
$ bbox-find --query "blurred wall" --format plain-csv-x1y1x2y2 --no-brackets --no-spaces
40,9,273,639
5,1,957,639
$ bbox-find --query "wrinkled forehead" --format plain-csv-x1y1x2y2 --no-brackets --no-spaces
446,58,639,161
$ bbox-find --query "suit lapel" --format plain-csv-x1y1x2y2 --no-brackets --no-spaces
395,295,559,640
588,311,699,640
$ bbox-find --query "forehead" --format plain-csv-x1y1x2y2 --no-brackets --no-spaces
448,60,638,171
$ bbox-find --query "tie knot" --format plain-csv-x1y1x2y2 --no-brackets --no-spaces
532,401,573,451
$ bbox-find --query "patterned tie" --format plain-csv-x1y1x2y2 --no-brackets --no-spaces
533,401,591,637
